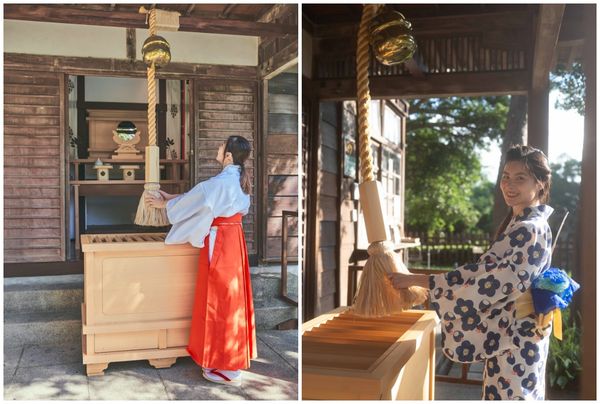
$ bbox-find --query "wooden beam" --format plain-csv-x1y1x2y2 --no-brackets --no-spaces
220,4,237,19
4,53,258,80
314,71,529,100
531,4,565,90
4,5,296,37
313,11,532,39
527,88,549,152
302,15,315,36
184,4,195,17
259,41,298,78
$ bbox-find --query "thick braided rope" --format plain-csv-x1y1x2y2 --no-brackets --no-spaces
357,4,378,183
147,65,156,146
147,9,157,147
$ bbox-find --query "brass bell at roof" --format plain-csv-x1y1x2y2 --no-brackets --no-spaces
369,6,417,66
142,35,171,68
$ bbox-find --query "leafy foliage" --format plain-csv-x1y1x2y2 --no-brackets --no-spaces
547,307,582,389
550,158,581,212
550,62,585,116
470,179,495,233
405,96,509,234
549,157,581,235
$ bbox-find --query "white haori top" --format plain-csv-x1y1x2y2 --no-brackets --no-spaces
164,164,250,249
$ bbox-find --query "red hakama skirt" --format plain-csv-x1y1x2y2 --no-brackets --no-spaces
186,213,257,370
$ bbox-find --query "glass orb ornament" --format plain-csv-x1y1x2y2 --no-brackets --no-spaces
369,7,417,66
112,121,142,160
115,121,138,142
142,35,171,68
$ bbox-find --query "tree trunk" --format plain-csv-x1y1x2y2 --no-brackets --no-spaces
492,95,528,232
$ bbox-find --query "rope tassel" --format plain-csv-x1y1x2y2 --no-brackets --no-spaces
134,8,170,227
352,4,428,317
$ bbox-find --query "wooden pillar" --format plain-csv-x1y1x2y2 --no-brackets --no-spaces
526,87,549,152
527,4,565,154
579,4,596,400
302,78,319,321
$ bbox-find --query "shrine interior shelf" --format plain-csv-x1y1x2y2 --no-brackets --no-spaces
69,159,190,251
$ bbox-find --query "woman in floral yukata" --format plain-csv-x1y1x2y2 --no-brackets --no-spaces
389,145,554,400
146,135,256,386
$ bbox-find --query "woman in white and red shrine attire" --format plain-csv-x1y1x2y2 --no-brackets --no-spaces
146,135,256,386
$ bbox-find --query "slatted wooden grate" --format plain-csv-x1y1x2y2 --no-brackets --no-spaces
87,234,166,244
303,310,424,371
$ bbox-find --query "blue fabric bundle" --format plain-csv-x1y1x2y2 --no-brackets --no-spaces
531,267,580,315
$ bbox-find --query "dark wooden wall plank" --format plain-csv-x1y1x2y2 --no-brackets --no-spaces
4,69,65,264
268,113,298,134
267,175,298,196
266,134,296,153
195,77,258,255
266,237,298,257
266,196,298,216
266,217,298,236
264,71,298,260
4,105,61,116
313,101,340,315
266,156,298,175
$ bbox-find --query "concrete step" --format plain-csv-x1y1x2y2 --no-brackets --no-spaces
6,266,298,315
4,275,83,314
4,309,82,347
3,299,295,347
254,297,298,330
251,271,298,302
4,266,297,344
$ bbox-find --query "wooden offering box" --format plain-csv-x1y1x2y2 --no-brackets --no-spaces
302,307,439,400
80,233,198,376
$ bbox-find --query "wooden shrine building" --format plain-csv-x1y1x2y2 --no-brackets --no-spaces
302,4,595,398
4,4,298,274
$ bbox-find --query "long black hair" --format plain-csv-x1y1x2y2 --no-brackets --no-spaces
224,135,252,194
494,144,552,239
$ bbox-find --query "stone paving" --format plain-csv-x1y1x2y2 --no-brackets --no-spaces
4,330,298,400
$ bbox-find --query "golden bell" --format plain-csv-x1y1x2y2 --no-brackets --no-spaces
369,7,417,66
142,35,171,68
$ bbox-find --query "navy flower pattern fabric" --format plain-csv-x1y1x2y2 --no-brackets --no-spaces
508,227,532,248
456,340,476,362
446,270,464,286
428,205,554,400
478,275,501,297
484,331,501,355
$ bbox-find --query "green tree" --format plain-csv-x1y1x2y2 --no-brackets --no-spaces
471,179,495,234
550,62,585,116
406,96,509,234
549,157,581,226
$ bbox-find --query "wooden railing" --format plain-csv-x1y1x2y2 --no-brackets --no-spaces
406,231,491,268
280,210,298,306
